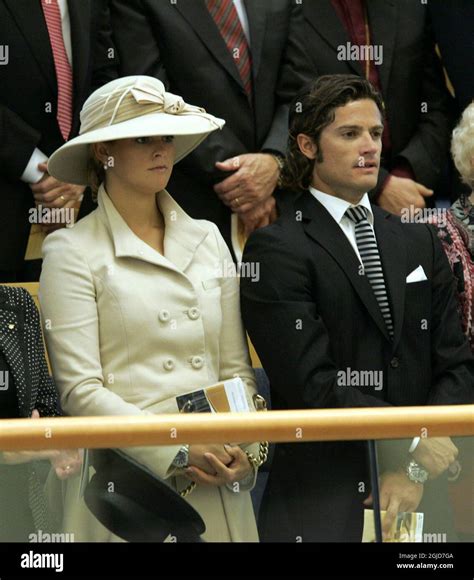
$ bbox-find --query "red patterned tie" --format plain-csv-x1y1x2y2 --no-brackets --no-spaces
206,0,253,99
41,0,73,141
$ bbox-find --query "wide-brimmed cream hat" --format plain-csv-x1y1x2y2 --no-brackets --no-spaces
48,75,225,185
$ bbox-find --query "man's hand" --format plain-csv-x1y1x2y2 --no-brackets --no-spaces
412,437,458,479
30,162,85,208
214,153,280,213
364,469,424,539
239,196,277,237
378,175,433,216
184,445,253,487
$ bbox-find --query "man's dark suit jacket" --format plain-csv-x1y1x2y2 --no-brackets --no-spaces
302,0,453,197
240,191,474,541
110,0,314,247
0,0,118,272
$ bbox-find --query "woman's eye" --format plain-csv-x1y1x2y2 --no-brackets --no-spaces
163,135,175,143
135,137,150,144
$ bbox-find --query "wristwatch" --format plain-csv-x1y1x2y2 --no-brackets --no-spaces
172,445,189,469
406,459,429,484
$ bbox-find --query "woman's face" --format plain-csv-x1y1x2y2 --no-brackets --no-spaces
99,136,176,195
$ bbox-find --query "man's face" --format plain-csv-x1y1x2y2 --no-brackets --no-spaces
299,99,383,201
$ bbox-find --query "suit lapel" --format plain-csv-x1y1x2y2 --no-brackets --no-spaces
367,0,397,97
296,193,392,342
0,291,32,417
68,0,91,116
373,208,406,349
174,0,246,94
4,0,56,92
244,0,266,79
303,0,363,76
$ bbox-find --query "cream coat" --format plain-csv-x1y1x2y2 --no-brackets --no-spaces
39,185,259,542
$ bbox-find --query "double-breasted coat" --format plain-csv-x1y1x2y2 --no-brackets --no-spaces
39,184,259,542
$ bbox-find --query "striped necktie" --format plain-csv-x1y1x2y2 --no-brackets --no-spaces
41,0,73,141
206,0,253,99
345,205,394,339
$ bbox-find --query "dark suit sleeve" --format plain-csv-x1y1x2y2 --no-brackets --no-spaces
90,0,120,90
0,103,41,182
393,18,452,189
240,225,393,410
24,292,61,417
261,1,315,155
427,226,474,404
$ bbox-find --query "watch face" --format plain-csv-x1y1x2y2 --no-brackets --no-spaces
408,461,428,483
174,448,189,468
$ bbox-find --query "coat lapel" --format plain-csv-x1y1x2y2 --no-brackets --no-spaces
0,290,32,416
173,0,246,94
244,0,266,79
97,186,209,274
303,0,363,76
367,0,397,97
4,0,56,92
296,192,392,342
373,208,407,349
68,0,91,116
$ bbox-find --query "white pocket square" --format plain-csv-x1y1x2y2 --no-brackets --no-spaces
406,265,428,283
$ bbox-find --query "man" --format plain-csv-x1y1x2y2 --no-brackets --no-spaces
240,75,473,541
110,0,313,254
302,0,453,216
0,0,118,281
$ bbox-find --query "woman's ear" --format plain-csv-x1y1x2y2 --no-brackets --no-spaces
296,133,318,160
91,142,109,165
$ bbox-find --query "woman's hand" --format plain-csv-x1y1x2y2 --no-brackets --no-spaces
1,409,82,479
184,445,253,487
188,444,233,475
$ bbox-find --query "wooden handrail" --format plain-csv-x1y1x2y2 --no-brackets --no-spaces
0,405,472,450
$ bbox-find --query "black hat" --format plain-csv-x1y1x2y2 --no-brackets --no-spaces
84,449,205,542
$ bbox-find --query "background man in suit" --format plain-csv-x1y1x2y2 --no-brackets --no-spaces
302,0,453,216
0,0,118,282
110,0,313,253
240,75,473,541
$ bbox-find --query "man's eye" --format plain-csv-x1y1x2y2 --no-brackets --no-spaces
136,137,150,144
163,135,175,143
372,131,383,139
343,132,356,138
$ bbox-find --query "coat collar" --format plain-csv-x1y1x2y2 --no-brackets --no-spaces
295,191,406,348
97,184,210,273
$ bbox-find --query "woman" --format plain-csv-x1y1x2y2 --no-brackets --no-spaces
39,76,260,542
0,285,81,541
426,103,474,351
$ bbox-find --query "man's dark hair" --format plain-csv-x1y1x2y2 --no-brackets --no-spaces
280,74,385,191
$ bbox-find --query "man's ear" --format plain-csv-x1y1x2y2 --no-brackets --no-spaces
296,133,318,160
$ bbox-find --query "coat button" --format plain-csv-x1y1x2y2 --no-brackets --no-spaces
158,309,170,323
191,356,204,370
390,357,400,368
163,358,175,371
187,307,200,320
8,323,15,330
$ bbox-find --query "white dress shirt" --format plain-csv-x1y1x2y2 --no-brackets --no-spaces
21,0,72,184
308,186,375,265
233,0,251,44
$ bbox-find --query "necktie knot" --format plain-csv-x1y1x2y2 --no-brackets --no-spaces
345,205,369,224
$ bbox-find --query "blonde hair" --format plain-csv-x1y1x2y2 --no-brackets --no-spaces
451,102,474,190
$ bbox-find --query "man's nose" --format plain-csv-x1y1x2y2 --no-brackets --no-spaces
360,132,380,154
